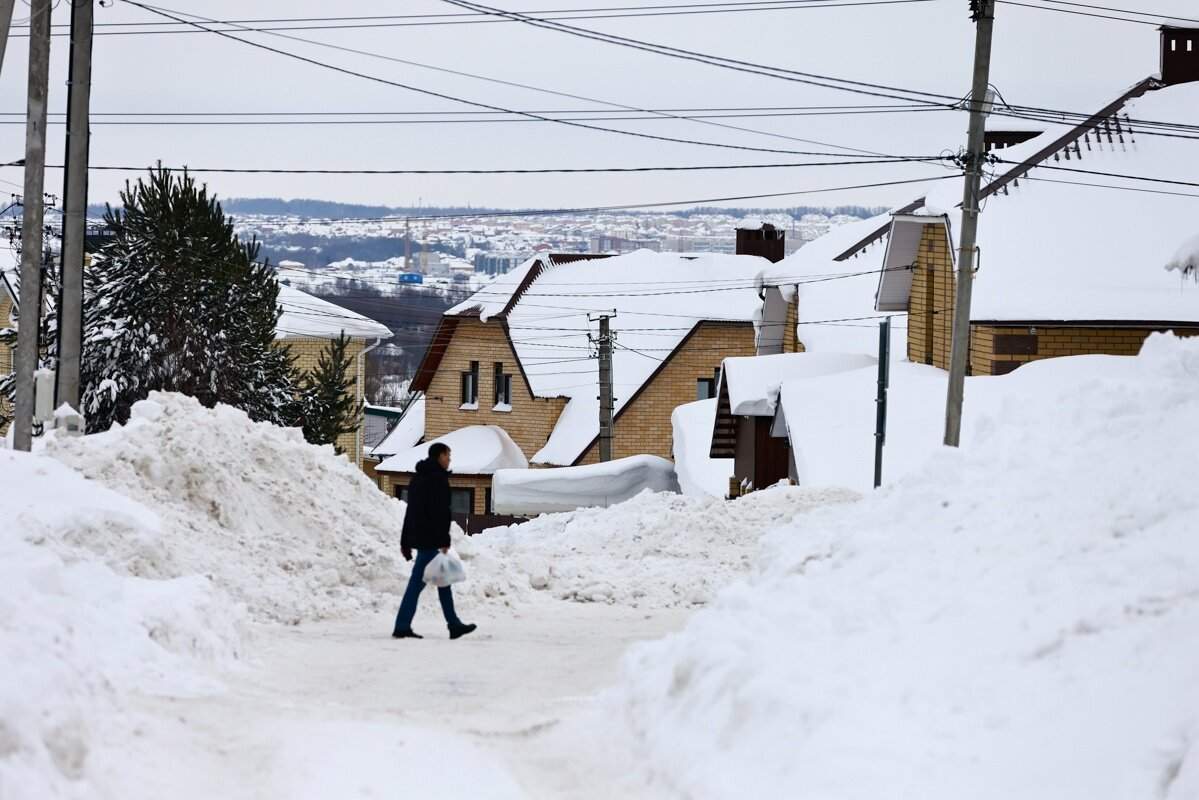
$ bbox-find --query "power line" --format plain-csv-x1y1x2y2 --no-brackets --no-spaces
38,156,942,175
995,0,1197,26
129,2,933,161
123,0,937,161
439,0,959,105
12,0,940,36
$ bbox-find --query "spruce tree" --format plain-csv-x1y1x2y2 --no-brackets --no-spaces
81,165,298,430
297,332,361,453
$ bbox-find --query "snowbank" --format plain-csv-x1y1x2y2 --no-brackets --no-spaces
0,450,243,800
670,399,731,498
601,333,1199,799
492,454,679,515
43,392,407,624
464,485,857,608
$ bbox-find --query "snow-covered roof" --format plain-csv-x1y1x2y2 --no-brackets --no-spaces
884,81,1199,322
275,284,392,340
446,250,769,465
370,397,425,458
492,454,679,515
376,424,527,475
758,212,911,357
722,352,878,416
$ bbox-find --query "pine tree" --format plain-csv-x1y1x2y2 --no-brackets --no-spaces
297,332,361,453
80,165,299,430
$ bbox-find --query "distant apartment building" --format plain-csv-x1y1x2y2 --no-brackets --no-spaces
473,253,527,276
588,235,662,254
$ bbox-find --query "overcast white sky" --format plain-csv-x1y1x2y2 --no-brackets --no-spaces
0,0,1192,212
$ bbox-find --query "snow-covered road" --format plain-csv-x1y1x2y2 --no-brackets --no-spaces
95,603,690,799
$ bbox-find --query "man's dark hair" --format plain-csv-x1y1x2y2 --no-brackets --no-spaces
428,442,451,460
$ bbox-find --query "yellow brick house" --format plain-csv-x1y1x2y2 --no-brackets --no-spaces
276,284,392,467
866,71,1199,371
375,249,771,520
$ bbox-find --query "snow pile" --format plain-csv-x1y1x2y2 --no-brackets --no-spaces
671,399,731,498
43,392,407,624
492,454,679,514
601,333,1199,799
0,450,242,800
462,485,857,608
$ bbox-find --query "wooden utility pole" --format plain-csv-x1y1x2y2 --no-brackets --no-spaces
12,0,52,452
0,0,17,78
57,0,94,414
944,0,996,447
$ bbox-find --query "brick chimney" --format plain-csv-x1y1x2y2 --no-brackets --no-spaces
735,221,785,263
1161,26,1199,85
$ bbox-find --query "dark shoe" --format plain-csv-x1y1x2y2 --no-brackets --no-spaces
449,623,477,640
392,629,423,639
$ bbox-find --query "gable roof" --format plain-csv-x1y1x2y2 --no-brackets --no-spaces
275,284,393,340
832,77,1161,263
422,249,770,465
1,267,17,307
875,213,954,313
758,213,910,357
879,80,1199,322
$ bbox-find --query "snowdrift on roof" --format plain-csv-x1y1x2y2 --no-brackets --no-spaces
921,81,1199,322
723,351,877,416
276,284,392,340
492,454,679,515
601,332,1199,799
378,424,527,474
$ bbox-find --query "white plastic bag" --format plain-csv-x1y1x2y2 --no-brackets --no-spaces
422,551,467,587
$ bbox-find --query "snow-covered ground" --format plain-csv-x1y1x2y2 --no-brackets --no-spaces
5,336,1197,798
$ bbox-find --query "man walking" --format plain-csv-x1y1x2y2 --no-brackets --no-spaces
393,442,477,640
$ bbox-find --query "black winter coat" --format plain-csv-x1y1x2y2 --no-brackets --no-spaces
400,457,452,550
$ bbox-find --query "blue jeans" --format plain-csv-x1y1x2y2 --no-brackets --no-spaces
393,548,464,633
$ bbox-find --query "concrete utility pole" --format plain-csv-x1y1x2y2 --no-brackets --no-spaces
0,0,17,78
593,312,616,462
944,0,996,447
12,0,52,452
57,0,94,414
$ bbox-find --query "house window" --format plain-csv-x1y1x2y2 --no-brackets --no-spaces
696,377,717,401
450,488,473,515
1189,39,1194,52
395,486,408,502
494,361,512,407
460,360,479,407
485,487,493,514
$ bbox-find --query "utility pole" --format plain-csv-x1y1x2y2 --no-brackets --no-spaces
57,0,94,414
12,0,52,452
944,0,996,447
591,312,616,462
0,0,17,78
